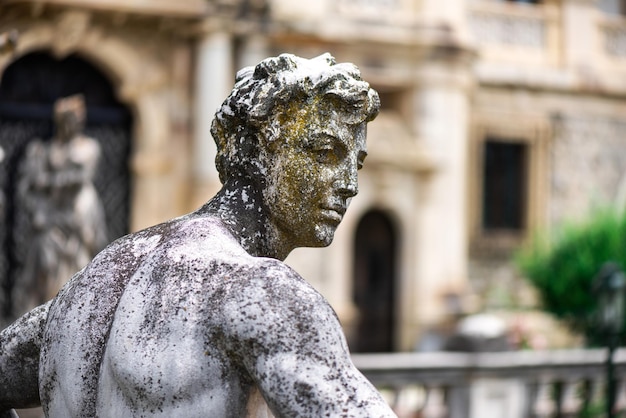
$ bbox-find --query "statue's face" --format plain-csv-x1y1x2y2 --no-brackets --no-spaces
261,99,367,249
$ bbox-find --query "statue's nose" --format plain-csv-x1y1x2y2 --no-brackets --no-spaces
336,163,358,198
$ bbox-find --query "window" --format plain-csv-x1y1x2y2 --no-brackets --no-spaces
504,0,542,4
469,116,550,253
482,140,528,232
598,0,626,15
376,88,411,123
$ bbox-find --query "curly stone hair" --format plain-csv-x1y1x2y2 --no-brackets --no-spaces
210,53,380,184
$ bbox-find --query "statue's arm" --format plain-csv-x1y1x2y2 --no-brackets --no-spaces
224,263,396,418
0,302,50,411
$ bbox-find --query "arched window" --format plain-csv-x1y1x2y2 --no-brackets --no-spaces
0,51,132,320
351,210,398,352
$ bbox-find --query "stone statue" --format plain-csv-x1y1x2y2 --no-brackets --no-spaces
0,53,395,417
13,95,107,316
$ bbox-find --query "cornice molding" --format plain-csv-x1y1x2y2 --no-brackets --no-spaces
3,0,208,19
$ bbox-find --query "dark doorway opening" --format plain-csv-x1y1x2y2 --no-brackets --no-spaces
352,210,397,353
0,51,132,321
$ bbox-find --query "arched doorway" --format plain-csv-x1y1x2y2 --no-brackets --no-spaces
352,210,398,352
0,51,132,321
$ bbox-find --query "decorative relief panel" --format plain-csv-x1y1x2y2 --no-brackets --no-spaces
337,0,399,10
53,11,91,58
550,115,626,223
335,0,403,21
604,25,626,57
469,12,545,48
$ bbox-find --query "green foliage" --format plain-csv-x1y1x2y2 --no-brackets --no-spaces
515,208,626,345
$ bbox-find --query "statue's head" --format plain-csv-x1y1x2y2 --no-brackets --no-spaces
212,53,380,249
53,94,86,139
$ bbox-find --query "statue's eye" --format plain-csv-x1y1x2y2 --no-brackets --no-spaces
315,148,335,164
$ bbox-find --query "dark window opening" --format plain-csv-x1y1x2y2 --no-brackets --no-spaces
598,0,626,15
504,0,542,4
377,89,403,113
482,140,528,232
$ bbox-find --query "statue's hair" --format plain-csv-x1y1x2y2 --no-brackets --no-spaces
210,53,380,183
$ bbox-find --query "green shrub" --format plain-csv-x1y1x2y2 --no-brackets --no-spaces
515,208,626,345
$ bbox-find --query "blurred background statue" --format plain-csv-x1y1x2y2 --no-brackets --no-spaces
13,95,107,315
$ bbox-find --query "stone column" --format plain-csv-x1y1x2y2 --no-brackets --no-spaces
192,30,233,208
411,51,474,343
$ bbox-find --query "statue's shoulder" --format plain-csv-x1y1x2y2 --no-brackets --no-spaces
219,255,335,324
109,214,255,279
215,257,345,364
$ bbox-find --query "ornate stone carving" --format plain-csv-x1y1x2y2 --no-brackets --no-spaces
470,11,545,48
52,11,91,58
604,25,626,57
0,54,395,417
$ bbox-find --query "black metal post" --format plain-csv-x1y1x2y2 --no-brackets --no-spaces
593,262,626,418
607,332,618,418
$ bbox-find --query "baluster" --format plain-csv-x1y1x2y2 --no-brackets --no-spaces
560,379,582,417
378,386,400,412
421,385,448,418
531,379,556,418
582,377,605,417
394,384,426,418
523,380,539,418
614,377,626,414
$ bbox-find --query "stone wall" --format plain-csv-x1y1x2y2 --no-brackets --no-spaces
550,114,626,223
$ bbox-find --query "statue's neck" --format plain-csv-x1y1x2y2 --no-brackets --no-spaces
199,180,292,261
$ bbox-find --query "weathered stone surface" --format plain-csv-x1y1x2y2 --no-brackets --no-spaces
0,53,395,417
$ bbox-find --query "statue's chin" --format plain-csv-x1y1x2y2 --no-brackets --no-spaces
311,225,337,248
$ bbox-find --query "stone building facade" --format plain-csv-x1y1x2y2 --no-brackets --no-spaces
1,0,626,351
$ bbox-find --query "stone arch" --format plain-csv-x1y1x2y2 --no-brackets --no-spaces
0,13,175,230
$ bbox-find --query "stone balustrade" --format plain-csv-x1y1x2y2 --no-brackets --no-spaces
600,16,626,65
467,0,560,67
353,349,626,418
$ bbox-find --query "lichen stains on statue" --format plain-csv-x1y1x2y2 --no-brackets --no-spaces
210,53,378,260
0,53,395,417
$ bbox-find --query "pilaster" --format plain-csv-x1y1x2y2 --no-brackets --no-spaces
192,30,233,208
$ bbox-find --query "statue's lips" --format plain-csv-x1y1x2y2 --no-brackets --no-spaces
319,207,345,223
